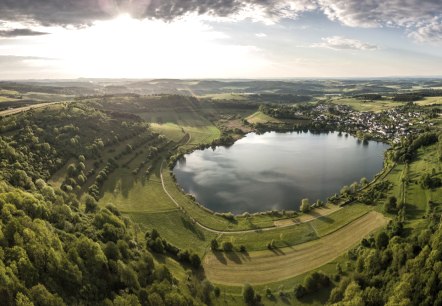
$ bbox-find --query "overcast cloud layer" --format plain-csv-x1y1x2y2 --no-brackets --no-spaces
0,0,442,42
0,29,48,37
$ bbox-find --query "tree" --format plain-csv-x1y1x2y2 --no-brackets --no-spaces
15,292,33,306
210,239,219,251
214,286,221,297
300,198,310,212
84,195,98,213
375,231,389,249
340,185,350,195
384,196,397,213
29,284,65,306
148,293,165,306
360,177,368,186
67,163,76,177
350,182,359,194
315,200,324,207
113,293,141,306
222,241,234,252
190,253,201,268
294,284,307,299
242,283,255,305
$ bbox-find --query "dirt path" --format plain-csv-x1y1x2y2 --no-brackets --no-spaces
160,161,347,234
203,211,388,285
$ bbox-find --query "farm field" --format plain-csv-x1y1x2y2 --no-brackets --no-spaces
204,211,388,285
415,96,442,106
246,111,282,124
330,97,403,112
216,203,372,252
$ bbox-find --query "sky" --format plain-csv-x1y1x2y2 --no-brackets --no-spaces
1,0,442,79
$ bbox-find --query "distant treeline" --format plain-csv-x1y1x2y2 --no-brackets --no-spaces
393,89,442,102
353,94,383,100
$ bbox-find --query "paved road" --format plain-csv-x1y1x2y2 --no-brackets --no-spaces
0,102,61,117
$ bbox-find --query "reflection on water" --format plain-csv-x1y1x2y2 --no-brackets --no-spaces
173,131,389,214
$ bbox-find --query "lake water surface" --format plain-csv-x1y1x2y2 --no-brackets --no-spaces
173,131,389,214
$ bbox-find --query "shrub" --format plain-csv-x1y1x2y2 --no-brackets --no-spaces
222,241,234,252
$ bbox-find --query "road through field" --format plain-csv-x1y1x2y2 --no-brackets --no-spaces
203,211,388,285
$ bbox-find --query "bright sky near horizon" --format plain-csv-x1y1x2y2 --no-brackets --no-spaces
1,0,442,79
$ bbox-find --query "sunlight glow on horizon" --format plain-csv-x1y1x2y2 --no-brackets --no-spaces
10,15,270,79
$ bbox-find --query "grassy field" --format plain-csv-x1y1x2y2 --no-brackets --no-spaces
216,203,372,252
217,221,318,252
309,203,371,236
415,96,442,106
204,211,387,285
144,109,222,148
127,210,216,256
331,98,403,112
100,169,177,213
383,144,442,220
246,111,282,124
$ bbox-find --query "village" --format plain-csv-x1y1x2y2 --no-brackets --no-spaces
311,102,436,143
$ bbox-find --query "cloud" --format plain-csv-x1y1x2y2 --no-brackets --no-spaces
317,0,442,28
316,0,442,43
255,33,267,37
0,28,48,37
0,0,442,43
312,36,378,51
409,17,442,43
0,0,317,26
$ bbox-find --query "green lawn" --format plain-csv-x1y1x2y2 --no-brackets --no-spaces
217,222,318,252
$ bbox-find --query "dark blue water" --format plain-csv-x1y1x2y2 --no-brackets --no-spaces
173,131,389,214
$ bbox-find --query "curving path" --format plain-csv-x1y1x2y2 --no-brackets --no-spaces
160,160,345,234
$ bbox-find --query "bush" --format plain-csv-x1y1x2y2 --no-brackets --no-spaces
242,283,255,305
300,198,310,212
222,241,234,252
190,253,201,268
294,284,307,299
210,239,219,251
84,195,98,213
